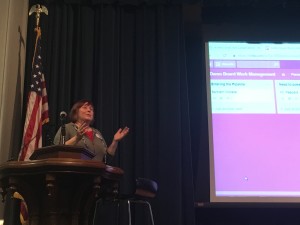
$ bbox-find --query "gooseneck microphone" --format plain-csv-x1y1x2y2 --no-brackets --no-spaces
60,111,67,144
60,111,67,119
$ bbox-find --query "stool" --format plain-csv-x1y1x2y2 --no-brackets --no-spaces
93,178,158,225
127,178,158,225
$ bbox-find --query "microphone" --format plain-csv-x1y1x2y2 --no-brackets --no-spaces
59,111,67,145
60,111,67,119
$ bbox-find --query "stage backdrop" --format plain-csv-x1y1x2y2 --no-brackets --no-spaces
19,0,198,224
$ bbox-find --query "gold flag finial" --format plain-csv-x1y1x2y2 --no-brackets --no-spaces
29,4,48,28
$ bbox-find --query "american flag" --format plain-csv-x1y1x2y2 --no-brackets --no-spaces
18,27,49,161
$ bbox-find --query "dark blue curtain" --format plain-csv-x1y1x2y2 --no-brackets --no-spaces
19,0,197,225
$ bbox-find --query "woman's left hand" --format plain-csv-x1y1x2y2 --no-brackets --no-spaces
113,127,130,142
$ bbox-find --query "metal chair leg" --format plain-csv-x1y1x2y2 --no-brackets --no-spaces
127,200,132,225
144,201,155,225
92,198,101,225
94,198,155,225
127,200,155,225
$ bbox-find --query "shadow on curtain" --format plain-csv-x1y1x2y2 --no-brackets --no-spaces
21,1,196,224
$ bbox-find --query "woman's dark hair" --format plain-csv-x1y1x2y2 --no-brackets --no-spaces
69,99,94,123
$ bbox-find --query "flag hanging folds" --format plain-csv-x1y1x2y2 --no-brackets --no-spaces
18,27,49,161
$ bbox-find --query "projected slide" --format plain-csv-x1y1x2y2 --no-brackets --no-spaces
207,42,300,202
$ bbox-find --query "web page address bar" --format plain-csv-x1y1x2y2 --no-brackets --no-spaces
213,60,280,68
237,60,280,68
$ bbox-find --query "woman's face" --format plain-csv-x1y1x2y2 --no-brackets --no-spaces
77,102,94,124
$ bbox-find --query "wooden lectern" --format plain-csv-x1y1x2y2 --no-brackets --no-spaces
0,145,124,225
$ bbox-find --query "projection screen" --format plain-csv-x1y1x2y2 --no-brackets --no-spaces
206,41,300,202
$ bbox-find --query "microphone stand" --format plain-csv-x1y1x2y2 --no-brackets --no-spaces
60,117,66,145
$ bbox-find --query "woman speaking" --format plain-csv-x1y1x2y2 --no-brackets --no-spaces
54,99,129,161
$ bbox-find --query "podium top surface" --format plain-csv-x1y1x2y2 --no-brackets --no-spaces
29,145,96,160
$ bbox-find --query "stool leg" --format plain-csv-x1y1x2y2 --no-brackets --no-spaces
127,200,132,225
144,201,155,225
92,198,102,225
127,200,155,225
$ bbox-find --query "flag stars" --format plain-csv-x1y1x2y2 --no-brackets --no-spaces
29,37,45,96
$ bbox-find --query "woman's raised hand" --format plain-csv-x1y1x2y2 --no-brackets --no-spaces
113,127,130,142
76,122,89,139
